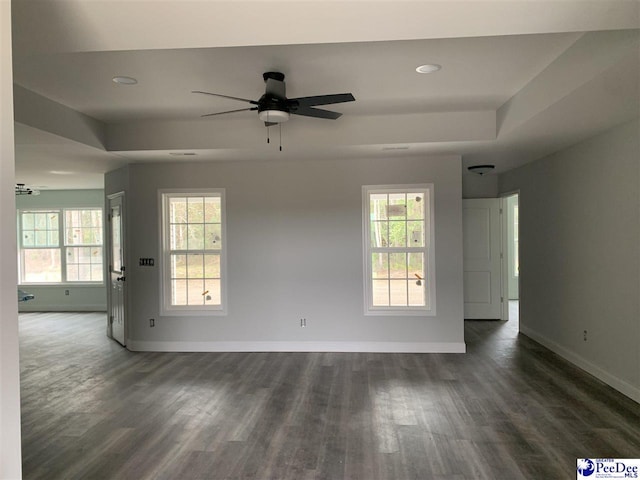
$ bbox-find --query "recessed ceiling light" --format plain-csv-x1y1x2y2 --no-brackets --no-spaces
415,64,442,74
112,76,138,85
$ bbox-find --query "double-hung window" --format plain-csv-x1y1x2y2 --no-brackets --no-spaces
19,208,104,284
161,190,226,315
363,185,436,315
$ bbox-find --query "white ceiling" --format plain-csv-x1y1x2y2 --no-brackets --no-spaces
10,0,640,190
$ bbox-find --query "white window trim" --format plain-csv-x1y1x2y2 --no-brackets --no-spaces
17,207,105,285
159,188,227,316
362,184,436,316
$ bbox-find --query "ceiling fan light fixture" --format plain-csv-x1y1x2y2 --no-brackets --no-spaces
258,110,290,123
415,64,442,74
468,164,495,175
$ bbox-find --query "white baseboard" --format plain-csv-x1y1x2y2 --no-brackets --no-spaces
520,325,640,404
126,340,466,354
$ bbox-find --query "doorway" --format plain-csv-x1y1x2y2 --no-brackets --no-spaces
501,192,519,326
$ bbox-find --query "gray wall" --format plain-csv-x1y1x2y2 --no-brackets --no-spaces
17,189,107,311
499,120,640,401
462,173,498,198
106,155,465,352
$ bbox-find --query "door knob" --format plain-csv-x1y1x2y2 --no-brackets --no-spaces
116,276,126,282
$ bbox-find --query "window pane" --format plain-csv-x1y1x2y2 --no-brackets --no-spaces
23,232,34,247
172,279,187,305
187,279,206,305
407,194,424,220
370,194,387,221
22,213,34,230
188,197,204,223
170,224,188,250
408,252,424,278
67,264,79,282
390,280,408,306
35,231,48,246
204,197,221,223
78,264,91,281
407,221,423,247
187,254,204,279
388,221,406,247
204,254,220,278
371,253,388,279
171,255,187,279
408,280,425,306
47,214,59,234
205,224,222,250
23,249,61,283
370,221,388,248
170,198,188,223
204,279,221,305
372,279,389,306
389,253,407,278
388,194,407,219
187,224,204,250
91,264,103,282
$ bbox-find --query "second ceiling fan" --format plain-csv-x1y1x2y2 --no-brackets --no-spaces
193,71,355,126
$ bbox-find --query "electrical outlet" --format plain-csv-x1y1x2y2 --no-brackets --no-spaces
65,289,70,296
300,318,307,327
583,330,588,341
150,318,155,327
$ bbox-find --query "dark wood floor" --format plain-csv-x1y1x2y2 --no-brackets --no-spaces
20,312,640,480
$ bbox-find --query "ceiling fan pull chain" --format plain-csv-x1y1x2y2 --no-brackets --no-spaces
279,123,282,151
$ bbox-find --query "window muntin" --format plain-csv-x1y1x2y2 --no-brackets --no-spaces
161,191,226,314
363,185,436,315
18,208,104,284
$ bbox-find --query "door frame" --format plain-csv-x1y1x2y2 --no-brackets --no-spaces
500,190,520,321
107,192,127,345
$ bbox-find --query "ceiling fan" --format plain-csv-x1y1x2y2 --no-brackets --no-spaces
193,72,355,126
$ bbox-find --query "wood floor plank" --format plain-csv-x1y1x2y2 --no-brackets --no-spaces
19,312,640,479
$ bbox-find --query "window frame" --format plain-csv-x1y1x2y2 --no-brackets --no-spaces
159,189,227,316
18,207,105,285
362,184,436,316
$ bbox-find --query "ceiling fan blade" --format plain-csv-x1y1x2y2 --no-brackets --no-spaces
201,107,258,117
289,93,355,107
291,106,342,120
265,78,286,99
192,91,258,105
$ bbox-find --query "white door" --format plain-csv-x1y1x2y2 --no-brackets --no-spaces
108,193,126,346
463,198,502,319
